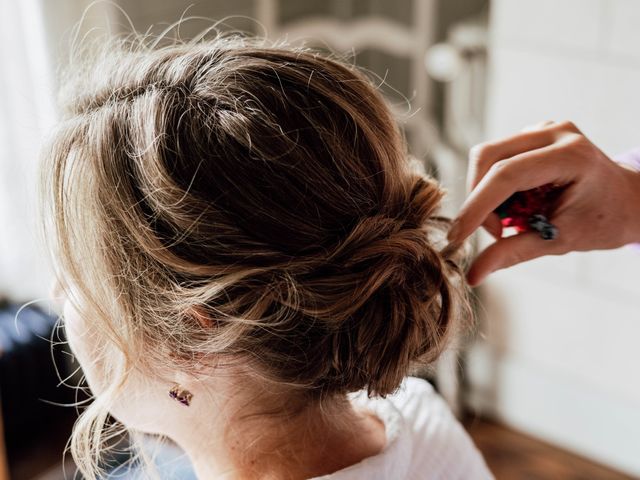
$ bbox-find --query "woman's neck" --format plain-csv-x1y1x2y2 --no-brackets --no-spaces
169,390,387,480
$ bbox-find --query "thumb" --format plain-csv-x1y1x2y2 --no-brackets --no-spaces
467,230,569,286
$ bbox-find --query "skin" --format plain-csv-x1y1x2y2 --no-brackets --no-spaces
49,281,387,480
447,121,640,286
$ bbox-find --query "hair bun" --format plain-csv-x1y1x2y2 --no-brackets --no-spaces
343,216,443,301
299,207,469,398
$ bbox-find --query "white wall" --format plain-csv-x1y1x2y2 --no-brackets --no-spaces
466,0,640,476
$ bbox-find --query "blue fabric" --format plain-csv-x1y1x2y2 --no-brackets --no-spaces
103,442,197,480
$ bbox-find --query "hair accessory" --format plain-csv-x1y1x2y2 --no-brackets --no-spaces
494,184,563,241
169,385,193,406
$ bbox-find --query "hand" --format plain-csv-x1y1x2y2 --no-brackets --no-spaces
447,121,640,287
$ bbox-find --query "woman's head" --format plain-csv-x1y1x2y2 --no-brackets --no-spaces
42,32,471,477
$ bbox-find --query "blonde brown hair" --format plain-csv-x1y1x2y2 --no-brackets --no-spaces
41,30,472,478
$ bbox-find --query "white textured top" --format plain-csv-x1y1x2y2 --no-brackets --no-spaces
309,376,495,480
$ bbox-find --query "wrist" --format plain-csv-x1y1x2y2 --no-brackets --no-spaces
618,162,640,244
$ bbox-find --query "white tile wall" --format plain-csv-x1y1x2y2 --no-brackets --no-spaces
480,272,640,403
467,345,640,475
469,0,640,475
486,47,603,142
584,246,640,297
592,61,640,153
608,0,640,61
491,0,606,52
486,46,640,154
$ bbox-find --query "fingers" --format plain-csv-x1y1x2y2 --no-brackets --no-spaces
466,120,583,193
482,212,503,239
466,127,556,192
448,143,576,245
466,230,569,286
521,120,557,132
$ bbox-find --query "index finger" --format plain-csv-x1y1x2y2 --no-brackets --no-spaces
467,127,556,193
448,144,575,244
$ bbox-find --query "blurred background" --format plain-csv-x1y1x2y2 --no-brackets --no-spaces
1,0,639,479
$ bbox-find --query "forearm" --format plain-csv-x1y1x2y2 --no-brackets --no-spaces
614,148,640,244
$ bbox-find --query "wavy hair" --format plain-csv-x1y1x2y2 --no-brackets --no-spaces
40,29,473,479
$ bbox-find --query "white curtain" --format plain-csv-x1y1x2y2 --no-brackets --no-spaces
0,0,57,302
0,0,118,303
